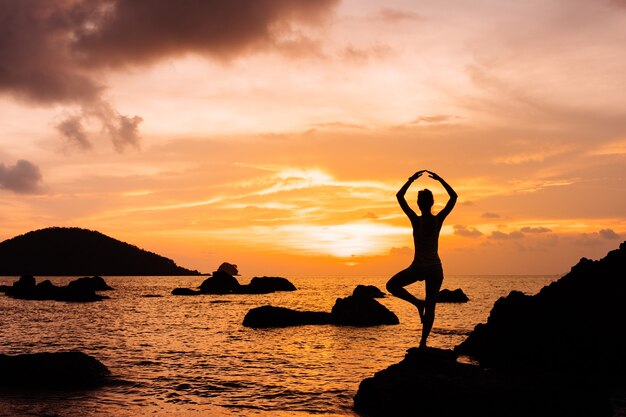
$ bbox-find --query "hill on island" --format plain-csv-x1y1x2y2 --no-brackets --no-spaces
0,227,200,276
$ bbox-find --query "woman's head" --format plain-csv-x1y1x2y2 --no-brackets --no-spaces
417,189,434,212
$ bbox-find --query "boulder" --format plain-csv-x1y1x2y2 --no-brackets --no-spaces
456,241,626,379
4,276,107,302
352,284,385,298
353,347,610,417
67,276,114,291
243,286,399,328
239,276,297,294
437,288,469,303
172,287,201,296
0,351,110,389
199,270,241,294
243,306,332,328
331,294,399,326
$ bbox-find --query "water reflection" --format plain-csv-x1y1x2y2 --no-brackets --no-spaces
0,275,557,416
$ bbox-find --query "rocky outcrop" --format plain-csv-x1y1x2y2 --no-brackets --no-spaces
0,351,110,389
172,266,297,296
239,276,297,294
352,284,385,298
171,287,201,296
437,288,469,303
243,306,332,327
4,275,110,302
243,287,399,328
354,348,610,417
456,241,626,379
354,242,626,416
199,270,241,294
331,294,399,326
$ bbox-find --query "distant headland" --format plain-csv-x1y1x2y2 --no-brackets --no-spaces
0,227,201,276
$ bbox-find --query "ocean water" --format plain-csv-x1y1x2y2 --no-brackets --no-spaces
0,274,559,416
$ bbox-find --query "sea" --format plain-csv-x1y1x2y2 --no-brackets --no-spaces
0,274,560,416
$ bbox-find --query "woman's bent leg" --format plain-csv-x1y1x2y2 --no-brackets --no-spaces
386,268,424,321
419,264,444,348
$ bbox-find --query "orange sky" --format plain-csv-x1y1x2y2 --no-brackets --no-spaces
1,0,625,276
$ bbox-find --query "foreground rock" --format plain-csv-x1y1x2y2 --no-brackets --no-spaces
436,288,469,303
172,264,297,296
4,275,110,302
456,241,626,380
0,351,110,389
243,287,398,328
354,242,626,416
354,348,610,417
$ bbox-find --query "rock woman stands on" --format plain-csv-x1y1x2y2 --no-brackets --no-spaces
386,170,457,348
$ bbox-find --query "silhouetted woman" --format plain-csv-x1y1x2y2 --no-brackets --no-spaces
386,170,457,348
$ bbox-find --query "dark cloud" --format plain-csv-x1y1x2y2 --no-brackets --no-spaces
490,230,524,240
0,159,43,194
0,0,338,150
73,0,339,67
454,224,483,238
599,228,621,239
520,226,552,234
56,115,92,150
481,212,501,219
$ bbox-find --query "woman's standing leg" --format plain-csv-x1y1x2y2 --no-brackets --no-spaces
419,264,444,348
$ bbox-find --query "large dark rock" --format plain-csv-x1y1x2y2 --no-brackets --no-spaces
4,276,108,302
239,276,297,294
456,241,626,379
437,288,469,303
243,306,332,328
352,284,385,298
192,269,297,295
354,348,610,417
243,286,398,328
0,351,110,389
67,276,114,291
199,270,241,294
172,287,201,296
331,294,399,326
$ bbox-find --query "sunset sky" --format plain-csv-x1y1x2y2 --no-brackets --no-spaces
1,0,625,276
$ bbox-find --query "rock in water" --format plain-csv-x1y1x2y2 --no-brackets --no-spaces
67,276,114,291
199,270,241,294
352,284,386,298
4,276,107,302
331,295,399,326
171,287,201,296
243,306,332,328
241,276,297,294
437,288,469,303
0,351,110,389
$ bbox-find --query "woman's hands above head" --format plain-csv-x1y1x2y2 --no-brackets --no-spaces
426,170,442,181
410,170,426,181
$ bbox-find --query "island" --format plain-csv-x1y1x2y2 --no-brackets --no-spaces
0,227,200,276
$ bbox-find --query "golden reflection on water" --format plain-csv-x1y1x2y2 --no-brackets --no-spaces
0,274,558,416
